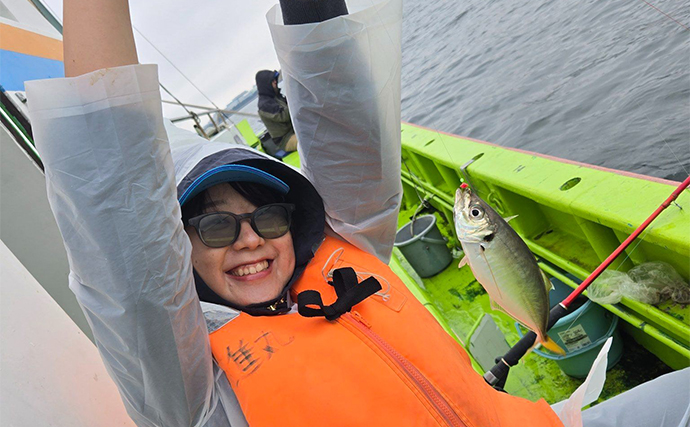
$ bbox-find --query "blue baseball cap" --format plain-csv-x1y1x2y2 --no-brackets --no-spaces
178,164,290,206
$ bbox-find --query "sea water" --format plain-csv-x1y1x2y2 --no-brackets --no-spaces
400,0,689,181
238,0,689,181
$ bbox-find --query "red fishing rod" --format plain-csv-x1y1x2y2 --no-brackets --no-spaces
484,175,690,389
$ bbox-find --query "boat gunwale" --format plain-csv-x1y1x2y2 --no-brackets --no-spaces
402,121,682,187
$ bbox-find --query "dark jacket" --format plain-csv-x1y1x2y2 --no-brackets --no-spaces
255,70,294,148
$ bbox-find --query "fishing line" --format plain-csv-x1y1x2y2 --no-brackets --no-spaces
369,0,484,212
478,249,505,300
401,158,443,233
632,1,690,175
561,0,690,275
369,0,472,200
559,211,658,336
613,224,655,272
160,83,193,115
639,0,690,32
39,3,234,126
402,158,427,204
577,0,690,269
366,0,457,225
560,197,681,337
133,26,233,123
639,106,690,176
560,303,588,339
560,222,657,334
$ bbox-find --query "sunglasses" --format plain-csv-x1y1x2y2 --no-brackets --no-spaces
187,203,295,248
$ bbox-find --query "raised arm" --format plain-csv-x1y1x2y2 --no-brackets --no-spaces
63,0,138,76
26,2,231,426
268,0,404,263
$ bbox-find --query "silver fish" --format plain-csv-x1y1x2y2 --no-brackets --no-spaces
453,185,564,355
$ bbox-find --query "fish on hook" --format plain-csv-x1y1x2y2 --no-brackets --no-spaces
454,184,565,356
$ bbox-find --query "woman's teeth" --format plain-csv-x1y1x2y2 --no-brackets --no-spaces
230,260,269,277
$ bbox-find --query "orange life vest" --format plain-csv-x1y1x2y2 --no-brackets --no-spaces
209,236,564,427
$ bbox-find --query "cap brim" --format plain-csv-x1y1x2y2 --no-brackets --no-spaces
178,164,290,206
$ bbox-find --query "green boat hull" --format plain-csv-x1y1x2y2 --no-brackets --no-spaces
396,121,689,370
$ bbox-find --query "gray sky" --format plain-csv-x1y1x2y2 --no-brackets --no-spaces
43,0,281,124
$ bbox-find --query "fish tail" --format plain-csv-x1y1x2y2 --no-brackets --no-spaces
540,335,566,356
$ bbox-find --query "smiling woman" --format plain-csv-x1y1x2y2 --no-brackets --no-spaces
25,0,570,426
183,182,296,307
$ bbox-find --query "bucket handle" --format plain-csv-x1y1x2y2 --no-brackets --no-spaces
419,236,447,246
514,316,619,360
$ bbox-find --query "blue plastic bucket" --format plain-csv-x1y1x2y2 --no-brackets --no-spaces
516,278,624,378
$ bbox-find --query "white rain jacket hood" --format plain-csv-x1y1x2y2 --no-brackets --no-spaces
169,131,326,315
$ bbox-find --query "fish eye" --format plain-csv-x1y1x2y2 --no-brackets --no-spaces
470,206,483,218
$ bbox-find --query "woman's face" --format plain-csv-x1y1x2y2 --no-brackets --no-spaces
185,183,295,306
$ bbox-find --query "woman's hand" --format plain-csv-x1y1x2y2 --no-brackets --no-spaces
63,0,138,77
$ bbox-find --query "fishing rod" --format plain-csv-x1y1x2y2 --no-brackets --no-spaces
483,174,690,390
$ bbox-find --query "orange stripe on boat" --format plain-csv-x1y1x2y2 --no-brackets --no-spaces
0,23,62,61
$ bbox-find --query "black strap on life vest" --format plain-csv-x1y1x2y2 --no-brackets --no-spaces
297,267,381,321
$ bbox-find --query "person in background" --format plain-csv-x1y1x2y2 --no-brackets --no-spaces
255,69,297,157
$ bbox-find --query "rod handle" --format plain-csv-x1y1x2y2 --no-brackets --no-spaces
483,304,569,386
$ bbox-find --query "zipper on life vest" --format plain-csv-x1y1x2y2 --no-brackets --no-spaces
341,312,468,427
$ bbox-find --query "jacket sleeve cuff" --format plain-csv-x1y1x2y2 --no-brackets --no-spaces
26,64,160,118
266,0,403,263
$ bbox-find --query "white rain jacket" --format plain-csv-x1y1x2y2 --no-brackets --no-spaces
26,0,402,426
